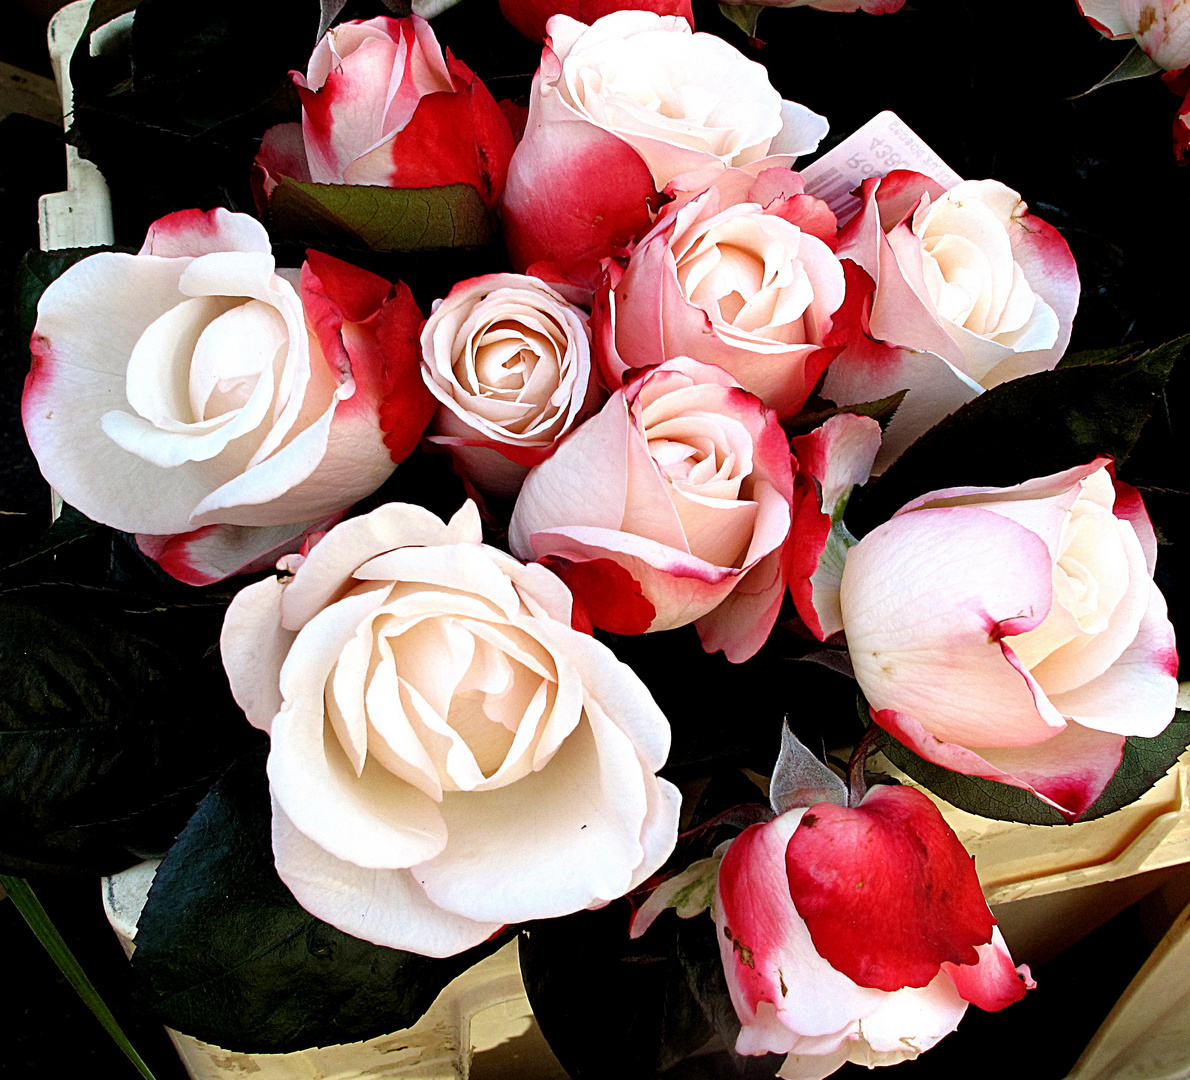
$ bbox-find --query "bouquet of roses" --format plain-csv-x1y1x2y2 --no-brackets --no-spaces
3,0,1186,1077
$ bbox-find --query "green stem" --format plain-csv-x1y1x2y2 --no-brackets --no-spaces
0,875,158,1080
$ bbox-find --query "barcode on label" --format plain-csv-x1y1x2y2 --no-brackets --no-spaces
799,111,963,225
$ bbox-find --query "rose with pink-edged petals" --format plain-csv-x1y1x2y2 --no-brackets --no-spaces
499,0,694,45
255,16,514,208
840,461,1179,821
420,273,603,497
1078,1,1190,71
509,356,794,662
822,172,1079,470
597,170,847,418
221,500,680,956
717,786,1031,1080
501,10,829,282
23,209,430,585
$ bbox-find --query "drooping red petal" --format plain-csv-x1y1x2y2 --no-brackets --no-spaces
376,281,435,464
784,785,994,992
943,928,1034,1012
543,556,657,635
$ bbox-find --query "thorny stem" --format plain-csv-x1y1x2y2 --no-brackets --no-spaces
848,725,882,807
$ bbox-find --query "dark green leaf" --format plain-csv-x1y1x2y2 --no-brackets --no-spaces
718,2,763,40
850,338,1184,536
875,711,1190,826
519,900,714,1079
783,390,908,438
1057,343,1139,368
874,726,1069,827
1082,710,1190,820
1074,44,1163,98
3,506,103,574
130,747,509,1053
0,585,259,874
267,178,497,253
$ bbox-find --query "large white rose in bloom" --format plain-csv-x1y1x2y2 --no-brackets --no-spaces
221,501,681,956
840,460,1178,821
23,208,430,585
502,9,829,279
421,273,602,497
823,173,1079,470
1078,0,1190,71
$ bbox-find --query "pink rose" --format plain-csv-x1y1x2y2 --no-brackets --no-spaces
596,169,846,418
716,786,1031,1080
822,172,1080,469
221,500,680,956
256,16,515,208
420,273,602,497
509,357,794,662
23,209,430,585
499,0,694,45
840,461,1179,820
501,10,829,281
1078,0,1190,71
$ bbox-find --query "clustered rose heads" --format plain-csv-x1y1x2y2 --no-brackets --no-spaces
23,208,430,585
716,786,1032,1079
255,15,515,208
221,501,681,955
16,5,1184,1068
841,461,1179,820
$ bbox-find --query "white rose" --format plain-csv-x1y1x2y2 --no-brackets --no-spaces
421,273,601,497
221,500,681,956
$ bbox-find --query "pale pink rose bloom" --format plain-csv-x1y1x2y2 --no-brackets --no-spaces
596,169,847,418
420,273,603,497
509,356,794,662
501,10,829,279
840,461,1179,820
716,788,1031,1080
822,173,1079,470
1078,0,1190,72
221,500,680,956
23,209,418,585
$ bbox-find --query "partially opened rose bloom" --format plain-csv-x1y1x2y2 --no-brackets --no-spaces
596,169,846,417
717,786,1031,1080
221,500,680,956
501,10,829,280
23,209,429,585
421,273,602,497
499,0,694,45
509,356,794,662
255,16,515,207
823,173,1079,469
1077,0,1190,71
840,460,1179,820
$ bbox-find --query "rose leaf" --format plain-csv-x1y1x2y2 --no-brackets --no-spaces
129,747,511,1054
267,178,498,253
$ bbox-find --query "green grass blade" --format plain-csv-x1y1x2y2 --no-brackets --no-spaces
0,875,159,1080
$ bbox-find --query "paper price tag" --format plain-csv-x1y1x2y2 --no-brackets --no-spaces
799,111,964,226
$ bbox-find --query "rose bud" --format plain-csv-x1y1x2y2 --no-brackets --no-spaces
840,460,1179,821
717,786,1032,1080
822,173,1079,470
501,10,829,283
23,209,432,585
221,500,680,956
255,16,515,208
596,169,846,418
509,356,794,662
1077,0,1190,72
420,273,603,498
499,0,694,45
